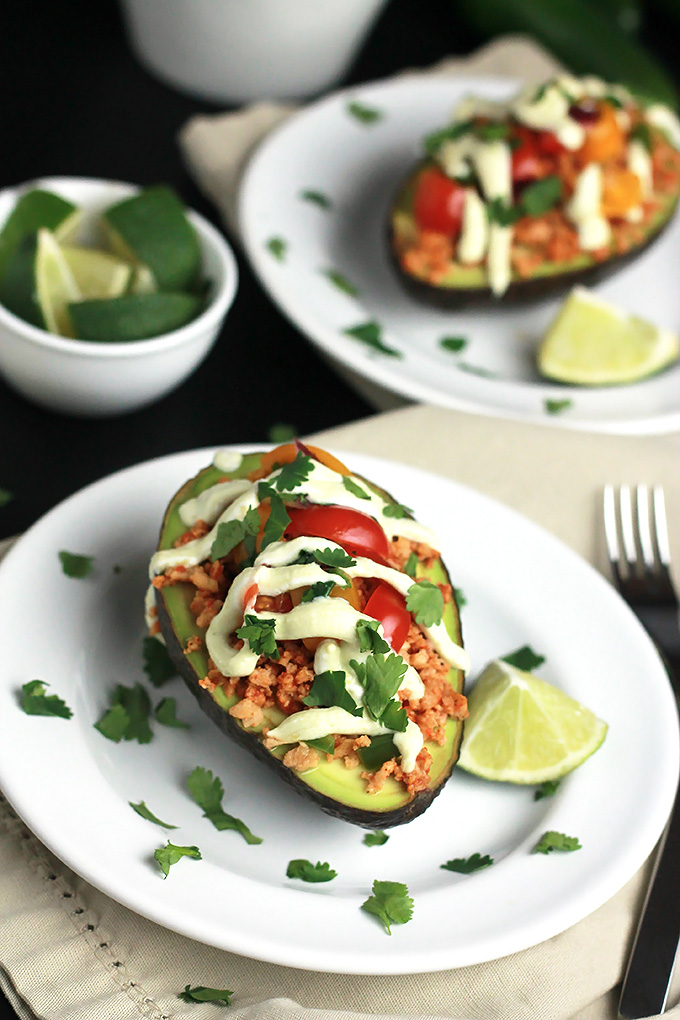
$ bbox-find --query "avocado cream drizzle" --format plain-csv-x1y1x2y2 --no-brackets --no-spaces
148,458,469,774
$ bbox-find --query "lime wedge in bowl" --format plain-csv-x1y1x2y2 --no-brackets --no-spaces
61,245,132,299
458,658,608,784
538,287,680,385
0,188,81,277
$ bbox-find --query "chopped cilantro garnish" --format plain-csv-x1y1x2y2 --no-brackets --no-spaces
532,830,581,854
154,697,190,729
545,398,573,416
441,852,494,874
631,121,653,152
403,552,418,579
380,700,409,733
453,586,467,608
351,653,407,723
603,92,624,109
286,858,337,882
424,119,473,156
457,362,496,377
305,734,335,755
302,670,362,716
439,335,467,354
19,680,72,719
300,189,332,209
94,684,152,743
343,476,370,500
154,841,202,878
323,269,358,296
267,422,297,443
211,506,260,561
487,197,522,227
344,321,401,357
361,880,413,934
406,580,444,627
534,779,561,801
58,550,93,578
260,491,291,550
129,800,177,829
313,547,356,568
357,734,399,771
236,614,279,660
301,580,336,603
0,488,13,507
142,636,177,687
274,452,313,492
475,122,510,142
383,501,413,519
187,766,262,844
532,81,551,103
178,986,233,1006
347,100,382,124
521,175,562,217
266,236,287,261
501,645,545,671
356,618,390,655
364,830,389,847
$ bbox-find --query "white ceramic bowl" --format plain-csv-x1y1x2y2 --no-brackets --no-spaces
0,176,238,417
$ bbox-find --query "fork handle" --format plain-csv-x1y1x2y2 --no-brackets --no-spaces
618,780,680,1018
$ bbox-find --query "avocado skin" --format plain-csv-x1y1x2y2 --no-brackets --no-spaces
388,163,679,309
154,459,465,829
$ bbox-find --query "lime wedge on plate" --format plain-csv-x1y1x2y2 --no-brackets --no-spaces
538,287,680,385
102,186,201,291
0,189,81,278
69,292,203,343
61,245,132,299
458,658,608,784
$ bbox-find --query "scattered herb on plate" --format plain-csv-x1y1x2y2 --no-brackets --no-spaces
532,831,581,854
441,853,494,874
286,859,337,882
439,335,468,354
266,236,287,261
347,100,382,124
545,398,573,416
58,550,93,578
364,830,389,847
0,488,13,507
501,645,546,671
187,766,262,845
154,697,190,729
142,635,177,687
343,321,401,358
129,800,177,829
361,880,413,934
94,683,153,744
178,986,233,1006
19,680,72,719
300,189,332,209
154,841,202,878
535,779,561,801
323,268,358,296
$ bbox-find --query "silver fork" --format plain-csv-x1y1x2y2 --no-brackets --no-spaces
603,484,680,1019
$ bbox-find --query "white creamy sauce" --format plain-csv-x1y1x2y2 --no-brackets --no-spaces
151,458,468,775
458,188,488,264
212,449,243,473
511,83,585,151
627,140,653,199
646,105,680,149
566,164,611,250
144,584,162,640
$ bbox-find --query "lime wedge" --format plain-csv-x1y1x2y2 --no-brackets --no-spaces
129,263,156,295
0,189,80,278
538,287,680,385
68,292,204,343
102,186,201,292
61,245,132,299
35,229,82,336
458,659,608,784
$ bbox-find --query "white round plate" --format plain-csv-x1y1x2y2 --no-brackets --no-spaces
0,448,676,974
239,76,680,434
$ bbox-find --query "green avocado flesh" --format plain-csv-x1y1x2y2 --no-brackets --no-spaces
155,452,465,827
390,161,679,304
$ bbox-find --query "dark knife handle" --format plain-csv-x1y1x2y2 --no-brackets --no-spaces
619,783,680,1019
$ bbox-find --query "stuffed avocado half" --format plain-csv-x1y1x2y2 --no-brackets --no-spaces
147,444,469,828
389,74,680,306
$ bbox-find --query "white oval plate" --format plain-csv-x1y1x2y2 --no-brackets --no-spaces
0,448,676,974
239,76,680,434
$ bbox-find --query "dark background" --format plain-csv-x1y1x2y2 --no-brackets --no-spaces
0,1,677,1015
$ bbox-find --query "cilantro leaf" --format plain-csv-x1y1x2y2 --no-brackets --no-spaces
142,636,177,687
19,680,72,719
453,586,467,608
364,830,389,847
58,550,93,578
300,189,332,209
380,700,409,733
323,269,358,296
532,830,581,854
129,800,177,829
211,506,260,560
313,547,356,568
501,645,545,671
187,766,262,844
534,779,561,801
631,122,652,152
344,321,401,358
488,198,522,227
95,684,152,743
342,476,370,500
520,175,562,217
406,580,444,627
261,491,291,550
305,734,335,755
403,552,418,579
347,100,382,124
356,618,390,655
266,236,287,261
441,852,494,874
154,841,202,878
424,119,473,156
439,335,467,354
267,422,297,443
351,654,407,723
301,580,336,603
155,697,190,729
382,501,413,519
361,880,413,934
178,986,233,1006
357,734,399,771
545,398,573,416
0,487,13,507
236,614,279,660
302,670,362,716
286,858,337,882
274,452,313,492
475,122,510,142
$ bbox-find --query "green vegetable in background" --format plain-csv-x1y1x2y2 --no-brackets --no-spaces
456,0,677,107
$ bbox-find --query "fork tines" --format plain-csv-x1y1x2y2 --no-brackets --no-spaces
603,484,672,583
